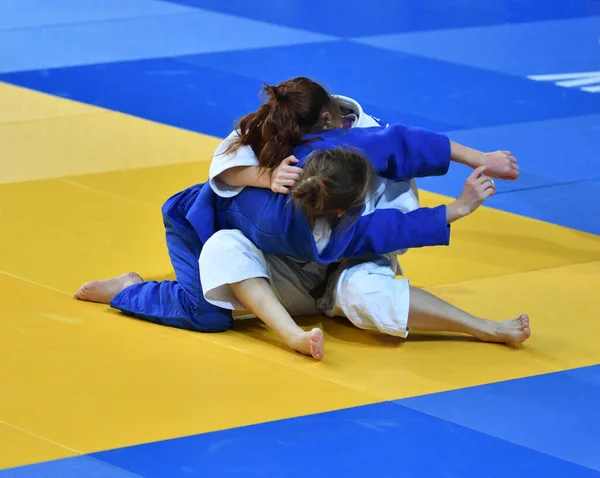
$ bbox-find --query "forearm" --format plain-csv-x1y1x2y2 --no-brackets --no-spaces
349,200,473,257
216,166,270,189
450,141,486,169
446,200,470,224
347,206,451,257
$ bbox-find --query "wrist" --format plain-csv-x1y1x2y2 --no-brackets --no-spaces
466,151,487,169
446,200,470,223
450,141,486,169
258,168,272,189
478,152,487,168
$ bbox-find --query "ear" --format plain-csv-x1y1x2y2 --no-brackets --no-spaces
321,111,332,125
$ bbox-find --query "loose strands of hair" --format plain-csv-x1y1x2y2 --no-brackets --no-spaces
256,85,304,172
291,147,377,222
224,77,341,175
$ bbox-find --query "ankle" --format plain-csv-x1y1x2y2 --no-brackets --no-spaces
283,327,307,347
473,318,495,340
121,279,138,291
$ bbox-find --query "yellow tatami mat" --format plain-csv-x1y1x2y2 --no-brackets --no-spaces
1,83,599,470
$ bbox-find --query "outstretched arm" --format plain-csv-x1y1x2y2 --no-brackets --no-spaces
368,125,520,181
213,125,519,197
450,142,519,180
311,124,451,181
344,166,495,257
308,125,519,182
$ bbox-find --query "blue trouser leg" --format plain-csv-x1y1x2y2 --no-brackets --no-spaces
109,192,233,333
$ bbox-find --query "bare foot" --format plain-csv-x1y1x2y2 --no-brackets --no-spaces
481,314,531,344
74,272,143,304
288,327,325,360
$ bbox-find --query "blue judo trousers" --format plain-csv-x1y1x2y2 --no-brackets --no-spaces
110,124,452,333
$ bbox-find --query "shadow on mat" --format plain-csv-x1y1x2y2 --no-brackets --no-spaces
140,273,485,349
233,315,406,350
232,315,484,350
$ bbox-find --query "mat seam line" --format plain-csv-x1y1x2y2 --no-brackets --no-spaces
0,9,208,34
0,110,108,126
0,271,71,296
393,401,600,474
1,421,145,477
58,172,600,239
494,176,600,195
1,247,597,300
0,420,82,456
56,178,152,206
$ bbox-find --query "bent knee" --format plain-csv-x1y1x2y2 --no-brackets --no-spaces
190,308,233,333
335,269,385,318
201,230,258,258
338,266,393,299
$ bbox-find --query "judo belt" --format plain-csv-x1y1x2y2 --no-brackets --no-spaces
309,261,342,301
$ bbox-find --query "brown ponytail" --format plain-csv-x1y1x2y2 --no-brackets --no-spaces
292,147,377,221
225,77,342,173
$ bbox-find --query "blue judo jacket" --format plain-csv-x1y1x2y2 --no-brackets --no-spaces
183,124,452,264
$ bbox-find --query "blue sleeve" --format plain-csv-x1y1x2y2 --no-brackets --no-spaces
343,205,451,257
300,124,451,181
351,124,451,180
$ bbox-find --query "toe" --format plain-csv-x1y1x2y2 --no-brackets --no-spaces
310,328,324,360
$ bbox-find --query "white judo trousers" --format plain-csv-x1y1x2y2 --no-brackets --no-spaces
200,230,411,337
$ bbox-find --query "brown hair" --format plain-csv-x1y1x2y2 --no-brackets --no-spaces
291,147,377,222
226,77,342,172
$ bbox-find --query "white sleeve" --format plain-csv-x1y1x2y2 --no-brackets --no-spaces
334,95,384,129
209,131,260,198
355,112,382,128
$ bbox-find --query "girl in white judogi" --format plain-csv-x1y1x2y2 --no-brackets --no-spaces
198,77,529,359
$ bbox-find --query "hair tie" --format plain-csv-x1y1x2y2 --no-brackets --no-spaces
272,86,287,103
306,176,314,182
